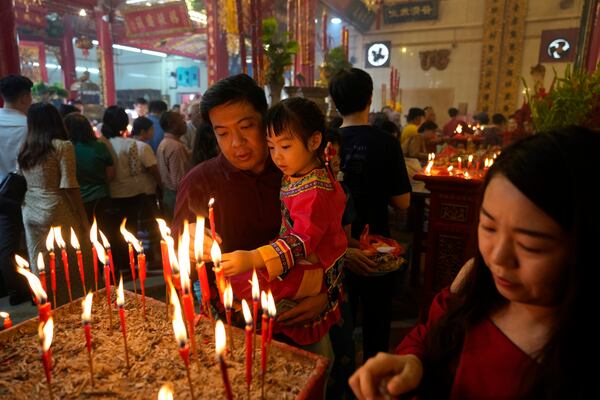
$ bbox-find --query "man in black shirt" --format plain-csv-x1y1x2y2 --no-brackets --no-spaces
329,68,411,363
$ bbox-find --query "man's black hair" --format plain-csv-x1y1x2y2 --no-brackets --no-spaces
407,107,425,122
418,121,438,133
200,74,268,126
448,107,459,118
492,113,507,125
134,97,148,105
0,75,33,103
149,100,168,114
328,68,373,116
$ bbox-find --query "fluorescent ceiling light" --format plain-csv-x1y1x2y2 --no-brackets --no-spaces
79,9,87,17
92,40,99,45
141,49,167,57
113,44,142,53
331,17,342,24
189,10,207,24
75,67,100,73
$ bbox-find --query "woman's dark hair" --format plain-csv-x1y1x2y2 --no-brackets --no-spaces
418,126,599,399
200,74,268,126
18,103,68,169
418,121,438,133
101,106,128,138
328,68,373,116
131,116,153,136
159,111,184,135
265,97,326,155
64,113,95,143
191,121,219,165
59,103,80,118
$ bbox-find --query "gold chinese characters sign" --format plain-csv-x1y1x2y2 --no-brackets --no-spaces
382,0,438,24
121,1,193,40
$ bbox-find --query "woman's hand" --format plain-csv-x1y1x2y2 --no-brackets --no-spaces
221,250,261,277
349,353,423,400
345,247,378,276
277,293,329,326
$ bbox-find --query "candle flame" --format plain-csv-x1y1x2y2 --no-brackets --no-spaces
465,171,471,179
45,228,55,251
484,158,489,168
215,319,226,356
458,156,462,164
99,229,111,249
224,281,233,309
0,311,9,319
90,218,98,244
267,290,276,318
156,218,172,241
261,290,268,310
158,383,174,400
210,240,221,267
468,154,473,163
120,219,143,253
241,299,252,325
208,197,215,208
53,226,66,248
117,276,125,306
70,227,80,249
39,317,54,352
425,160,433,175
456,125,463,134
82,292,93,323
194,216,205,261
37,252,45,272
447,165,453,173
251,270,260,301
92,240,107,265
489,158,494,167
170,285,187,346
178,220,191,291
16,257,47,303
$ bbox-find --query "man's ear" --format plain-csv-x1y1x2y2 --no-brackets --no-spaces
310,131,323,151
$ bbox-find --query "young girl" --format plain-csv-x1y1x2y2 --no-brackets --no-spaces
349,126,599,399
222,97,347,347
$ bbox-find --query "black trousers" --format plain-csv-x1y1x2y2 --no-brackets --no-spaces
0,205,29,297
345,270,396,363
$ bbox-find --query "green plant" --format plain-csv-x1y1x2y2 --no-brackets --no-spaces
525,65,600,131
320,46,352,84
262,17,298,87
32,82,69,99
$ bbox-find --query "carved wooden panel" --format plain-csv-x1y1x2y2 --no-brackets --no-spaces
439,202,468,223
434,234,465,291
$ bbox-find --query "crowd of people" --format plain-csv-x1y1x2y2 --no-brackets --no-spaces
0,68,596,399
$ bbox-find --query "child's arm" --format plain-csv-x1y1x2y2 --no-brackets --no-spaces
221,249,264,276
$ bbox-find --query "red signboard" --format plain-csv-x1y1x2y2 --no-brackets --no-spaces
121,1,193,39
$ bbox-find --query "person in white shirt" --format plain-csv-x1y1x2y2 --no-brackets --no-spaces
0,75,33,304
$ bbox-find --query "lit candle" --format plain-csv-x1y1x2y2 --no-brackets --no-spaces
210,241,225,305
208,198,216,242
70,228,86,294
120,219,139,295
215,320,234,400
425,160,434,175
242,299,253,393
267,291,276,345
39,317,55,400
16,255,51,323
260,290,269,387
81,292,95,387
170,285,196,400
138,249,147,320
468,154,473,169
224,281,234,352
484,158,490,170
37,252,47,294
447,165,454,176
457,156,462,170
157,218,175,319
251,269,260,366
194,216,212,319
158,383,174,399
456,124,463,135
99,230,116,288
0,311,12,330
45,228,57,308
53,226,73,304
92,240,113,329
178,221,198,363
90,219,99,292
475,158,481,171
117,277,130,368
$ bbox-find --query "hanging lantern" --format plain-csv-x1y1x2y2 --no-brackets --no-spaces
75,36,94,58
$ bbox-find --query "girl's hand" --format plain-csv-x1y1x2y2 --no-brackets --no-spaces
221,250,260,276
349,353,423,400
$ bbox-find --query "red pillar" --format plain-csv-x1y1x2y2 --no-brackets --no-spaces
206,0,229,85
95,9,116,106
61,16,77,96
0,0,21,79
586,1,600,72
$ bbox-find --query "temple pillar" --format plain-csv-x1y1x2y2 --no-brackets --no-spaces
95,8,116,106
61,16,77,96
0,0,21,78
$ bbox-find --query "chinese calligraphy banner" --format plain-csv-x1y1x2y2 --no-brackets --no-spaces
121,1,192,39
383,0,439,24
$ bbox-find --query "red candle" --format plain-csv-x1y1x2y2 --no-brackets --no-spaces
37,252,47,294
53,227,73,304
210,241,225,304
267,291,276,345
104,263,113,329
138,252,147,320
120,219,139,295
215,320,233,400
0,312,12,330
251,270,260,366
99,230,116,287
16,256,52,323
160,240,171,282
116,277,130,368
81,292,95,387
49,251,57,308
127,243,138,294
208,198,216,242
242,299,253,390
468,154,473,169
69,228,87,294
260,291,269,375
90,219,99,292
458,156,462,170
170,285,196,400
224,281,234,353
194,216,212,318
39,317,55,400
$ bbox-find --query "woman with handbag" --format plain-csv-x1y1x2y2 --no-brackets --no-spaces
18,103,92,306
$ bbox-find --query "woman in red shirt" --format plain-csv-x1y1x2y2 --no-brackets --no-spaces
349,126,599,399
